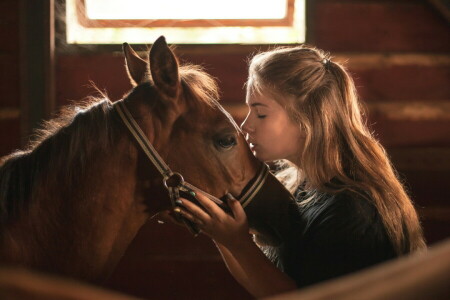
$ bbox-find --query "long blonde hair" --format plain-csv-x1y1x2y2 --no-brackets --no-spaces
248,46,426,254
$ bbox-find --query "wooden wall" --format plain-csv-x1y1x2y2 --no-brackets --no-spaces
0,0,449,299
0,0,21,156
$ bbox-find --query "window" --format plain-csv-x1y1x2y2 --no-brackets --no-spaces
66,0,305,44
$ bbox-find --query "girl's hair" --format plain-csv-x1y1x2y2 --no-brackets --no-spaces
247,45,426,254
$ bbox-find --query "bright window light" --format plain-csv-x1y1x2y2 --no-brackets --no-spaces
86,0,287,20
66,0,305,44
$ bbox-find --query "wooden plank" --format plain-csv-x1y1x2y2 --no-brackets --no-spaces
57,52,249,105
0,0,20,24
427,0,450,23
0,267,140,300
389,147,450,172
0,0,20,53
367,101,450,121
20,0,55,141
56,53,449,105
370,119,450,147
335,53,450,69
0,54,20,107
56,54,132,105
312,0,450,52
266,239,450,300
354,65,450,102
0,23,20,53
0,108,20,120
419,206,450,223
420,205,450,244
179,53,450,102
398,169,450,206
55,53,450,150
0,118,21,158
421,218,450,244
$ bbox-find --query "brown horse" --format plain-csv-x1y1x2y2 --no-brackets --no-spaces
0,36,300,284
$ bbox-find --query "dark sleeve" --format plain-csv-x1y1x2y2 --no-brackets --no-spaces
289,195,397,287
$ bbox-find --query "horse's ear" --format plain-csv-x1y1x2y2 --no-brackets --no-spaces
149,36,180,98
123,43,148,86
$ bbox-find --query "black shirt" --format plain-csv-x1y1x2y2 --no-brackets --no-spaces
263,189,397,288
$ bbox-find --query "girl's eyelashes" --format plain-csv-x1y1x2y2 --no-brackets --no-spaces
250,107,267,119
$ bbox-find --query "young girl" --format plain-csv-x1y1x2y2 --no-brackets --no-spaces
173,45,426,298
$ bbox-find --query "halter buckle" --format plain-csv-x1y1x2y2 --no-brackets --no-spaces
163,172,184,190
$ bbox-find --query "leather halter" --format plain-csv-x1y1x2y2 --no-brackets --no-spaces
114,101,269,234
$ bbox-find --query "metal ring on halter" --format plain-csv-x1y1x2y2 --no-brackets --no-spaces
163,172,185,190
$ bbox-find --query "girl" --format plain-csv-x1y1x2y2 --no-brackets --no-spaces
173,45,426,298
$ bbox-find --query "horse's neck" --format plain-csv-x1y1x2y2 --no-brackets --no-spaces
2,139,151,282
60,140,152,281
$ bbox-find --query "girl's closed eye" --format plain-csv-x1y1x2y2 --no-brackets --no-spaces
255,108,267,119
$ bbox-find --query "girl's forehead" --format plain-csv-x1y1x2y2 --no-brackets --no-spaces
247,88,277,107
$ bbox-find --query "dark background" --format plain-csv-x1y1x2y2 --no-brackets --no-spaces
0,0,449,299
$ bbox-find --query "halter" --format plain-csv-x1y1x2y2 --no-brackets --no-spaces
114,101,269,234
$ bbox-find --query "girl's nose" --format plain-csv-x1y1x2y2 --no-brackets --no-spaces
240,114,254,134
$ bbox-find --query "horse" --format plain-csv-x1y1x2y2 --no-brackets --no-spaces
0,36,301,284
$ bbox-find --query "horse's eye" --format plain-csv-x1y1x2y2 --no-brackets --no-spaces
215,135,237,149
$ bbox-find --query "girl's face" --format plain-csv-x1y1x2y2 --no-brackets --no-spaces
241,87,305,164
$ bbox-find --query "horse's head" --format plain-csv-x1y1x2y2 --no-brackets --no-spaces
121,36,300,246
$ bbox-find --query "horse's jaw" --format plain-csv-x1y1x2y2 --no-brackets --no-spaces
244,173,302,247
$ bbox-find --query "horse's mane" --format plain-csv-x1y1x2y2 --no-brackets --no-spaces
0,98,118,225
0,63,227,226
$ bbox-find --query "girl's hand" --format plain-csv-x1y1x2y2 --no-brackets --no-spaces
174,192,251,248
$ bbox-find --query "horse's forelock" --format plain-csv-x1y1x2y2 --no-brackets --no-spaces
179,64,219,108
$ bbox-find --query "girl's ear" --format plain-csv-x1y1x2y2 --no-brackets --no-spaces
123,43,148,86
149,36,180,98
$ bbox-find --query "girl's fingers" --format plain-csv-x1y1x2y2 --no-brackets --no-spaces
227,193,245,221
174,207,204,226
177,197,211,222
193,191,224,218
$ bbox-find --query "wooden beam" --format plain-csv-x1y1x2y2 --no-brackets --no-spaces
20,0,55,142
0,267,139,300
334,53,450,69
388,147,450,171
367,101,450,121
265,238,450,300
0,108,20,120
427,0,450,23
419,206,450,222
